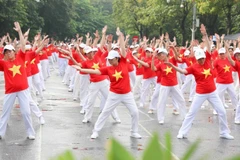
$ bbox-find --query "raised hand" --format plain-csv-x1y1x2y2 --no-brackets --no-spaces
200,24,207,35
116,27,121,36
102,25,107,35
94,30,99,38
24,29,30,38
13,22,21,32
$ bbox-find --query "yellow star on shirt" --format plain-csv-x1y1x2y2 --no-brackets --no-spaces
9,65,22,77
201,68,212,78
30,58,36,64
112,70,123,81
91,63,99,70
223,65,230,73
164,66,173,75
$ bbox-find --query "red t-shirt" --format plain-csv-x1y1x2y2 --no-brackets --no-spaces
186,51,216,94
0,47,4,59
99,57,131,94
39,48,48,60
233,61,240,82
0,50,28,94
182,57,196,67
68,50,81,66
81,54,107,82
213,58,233,84
142,56,157,79
156,58,178,86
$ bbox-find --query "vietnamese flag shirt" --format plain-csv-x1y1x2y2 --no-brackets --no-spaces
213,58,233,84
0,50,28,94
99,57,131,94
186,51,216,94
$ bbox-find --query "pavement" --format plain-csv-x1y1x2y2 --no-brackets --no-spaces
0,65,240,160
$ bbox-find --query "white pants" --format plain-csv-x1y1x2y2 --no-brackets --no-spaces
40,59,49,80
38,63,46,90
80,74,90,107
69,69,77,90
32,72,43,99
216,83,237,108
58,57,67,77
181,74,196,100
149,84,178,111
133,75,143,97
84,80,119,120
129,70,136,89
235,100,240,121
73,72,81,99
140,77,157,106
93,91,139,133
0,89,35,136
178,90,230,136
63,65,75,85
157,85,186,121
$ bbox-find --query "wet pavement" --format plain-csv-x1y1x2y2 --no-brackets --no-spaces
0,67,240,160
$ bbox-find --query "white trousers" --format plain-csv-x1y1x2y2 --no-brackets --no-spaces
69,69,77,90
93,91,139,133
32,72,43,99
38,63,46,90
63,65,74,85
40,59,49,80
58,57,67,77
157,85,186,121
216,83,238,108
140,77,157,106
149,83,178,110
133,75,143,97
73,72,81,99
84,80,119,120
178,90,230,136
0,89,35,136
181,74,196,100
80,74,90,107
129,70,136,89
27,77,42,118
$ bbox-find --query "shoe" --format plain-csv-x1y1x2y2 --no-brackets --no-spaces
159,120,164,124
234,120,240,124
80,109,85,114
213,110,218,115
39,116,45,125
173,109,179,115
28,135,35,140
73,98,77,101
91,132,99,139
177,134,187,139
220,134,234,140
130,133,142,139
0,135,2,139
224,104,229,108
188,98,193,102
148,110,153,114
82,118,90,123
114,118,121,123
139,103,144,108
201,105,205,109
68,89,73,92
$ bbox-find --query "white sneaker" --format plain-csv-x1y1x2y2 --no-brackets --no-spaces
130,133,142,139
220,134,234,140
188,98,193,102
114,118,121,123
80,109,85,114
139,103,144,108
82,118,90,123
28,135,35,140
39,116,45,125
68,89,73,92
159,120,164,124
213,110,218,115
148,110,153,114
224,104,229,108
73,98,77,101
91,132,98,139
0,135,2,139
177,134,187,139
173,109,179,115
234,120,240,124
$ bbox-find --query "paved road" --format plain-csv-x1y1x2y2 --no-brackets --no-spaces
0,66,240,160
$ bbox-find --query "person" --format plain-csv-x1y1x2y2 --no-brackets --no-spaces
72,28,141,139
165,24,234,140
0,22,35,140
151,47,187,124
226,46,240,124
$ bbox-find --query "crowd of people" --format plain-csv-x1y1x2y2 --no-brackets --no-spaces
0,22,239,140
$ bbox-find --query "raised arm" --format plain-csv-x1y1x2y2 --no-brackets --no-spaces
151,51,157,71
200,24,211,53
132,55,149,67
116,27,126,58
225,41,235,66
164,61,188,74
13,22,25,52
